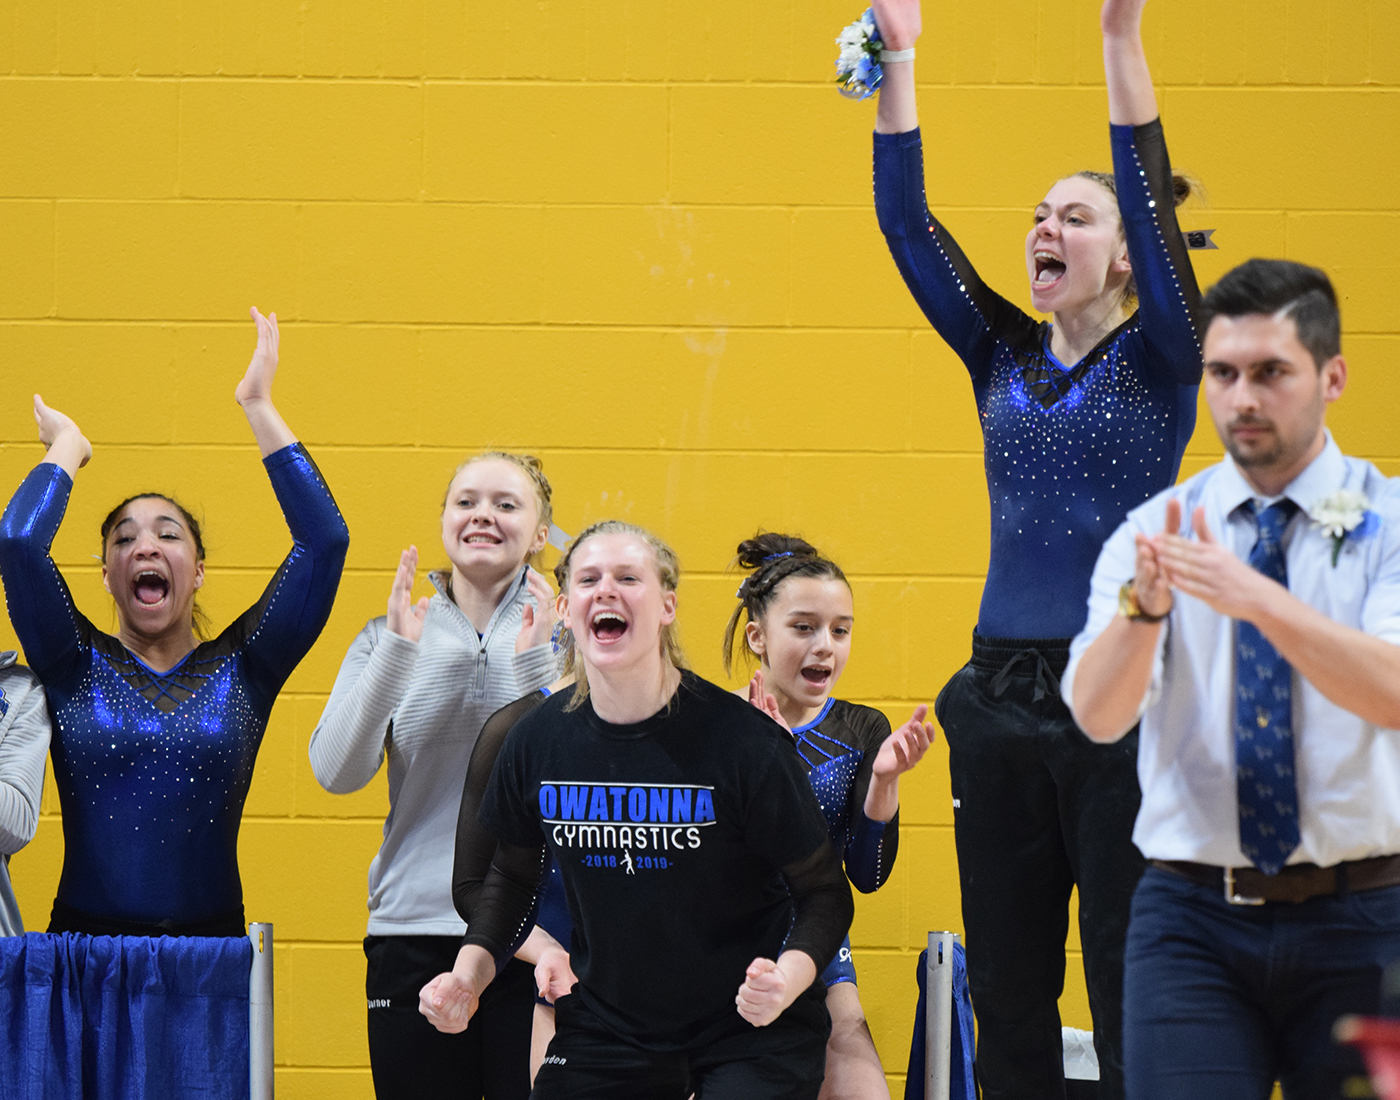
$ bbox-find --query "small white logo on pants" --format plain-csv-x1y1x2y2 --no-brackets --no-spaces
368,998,391,1009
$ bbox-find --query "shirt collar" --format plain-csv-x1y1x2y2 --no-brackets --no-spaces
1208,430,1346,521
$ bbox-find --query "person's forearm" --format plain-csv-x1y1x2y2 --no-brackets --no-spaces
874,60,918,134
862,774,898,822
240,396,297,458
1103,25,1157,126
513,926,564,967
1252,590,1400,729
1069,616,1163,742
451,944,497,993
775,949,817,1009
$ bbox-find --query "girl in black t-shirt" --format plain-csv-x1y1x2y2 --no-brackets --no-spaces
419,520,853,1100
725,533,934,1100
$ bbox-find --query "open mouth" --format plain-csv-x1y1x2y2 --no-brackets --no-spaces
800,666,832,687
464,533,502,547
1033,251,1066,287
590,610,628,642
133,571,170,607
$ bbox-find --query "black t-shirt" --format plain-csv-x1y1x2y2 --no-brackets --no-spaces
469,671,852,1049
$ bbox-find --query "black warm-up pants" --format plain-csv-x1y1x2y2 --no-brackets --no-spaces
531,985,831,1100
935,634,1145,1100
364,934,535,1100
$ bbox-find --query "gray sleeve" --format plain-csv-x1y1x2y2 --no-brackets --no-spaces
0,666,50,855
512,641,556,697
309,619,419,794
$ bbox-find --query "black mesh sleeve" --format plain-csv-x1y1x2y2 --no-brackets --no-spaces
453,691,548,968
846,748,900,893
781,839,855,975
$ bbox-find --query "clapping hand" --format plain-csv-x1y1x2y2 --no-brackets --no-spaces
872,704,935,781
745,670,790,732
515,568,559,654
387,546,431,643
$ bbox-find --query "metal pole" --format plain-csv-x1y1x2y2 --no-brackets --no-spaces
925,931,958,1100
249,922,274,1100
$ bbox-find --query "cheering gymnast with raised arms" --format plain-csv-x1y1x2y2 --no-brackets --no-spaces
869,0,1203,1095
0,309,349,938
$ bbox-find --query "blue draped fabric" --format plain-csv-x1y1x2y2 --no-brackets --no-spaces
904,942,977,1100
0,933,252,1100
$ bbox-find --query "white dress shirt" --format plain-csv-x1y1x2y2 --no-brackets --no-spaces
1062,434,1400,867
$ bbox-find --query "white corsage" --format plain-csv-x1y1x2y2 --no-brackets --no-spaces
1307,489,1380,566
835,8,884,100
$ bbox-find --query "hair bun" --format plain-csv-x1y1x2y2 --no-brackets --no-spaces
733,532,819,572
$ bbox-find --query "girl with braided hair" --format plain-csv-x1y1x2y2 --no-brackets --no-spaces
726,532,934,1100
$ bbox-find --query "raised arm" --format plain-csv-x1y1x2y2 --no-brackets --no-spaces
309,550,428,792
223,309,349,694
870,0,1038,382
1104,0,1203,382
872,0,919,135
1102,0,1157,126
236,308,297,458
0,400,95,682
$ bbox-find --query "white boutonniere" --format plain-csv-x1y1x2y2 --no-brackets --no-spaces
1307,489,1380,566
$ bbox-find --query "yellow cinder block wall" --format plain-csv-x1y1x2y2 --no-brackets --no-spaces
2,2,1398,1095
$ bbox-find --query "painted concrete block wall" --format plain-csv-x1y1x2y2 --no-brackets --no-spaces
1,1,1396,1094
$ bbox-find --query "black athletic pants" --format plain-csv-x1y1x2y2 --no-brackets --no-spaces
935,635,1144,1100
531,985,830,1100
364,935,535,1100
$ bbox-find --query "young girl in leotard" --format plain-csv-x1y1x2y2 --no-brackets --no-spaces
725,533,933,1100
311,453,561,1100
421,520,853,1100
869,0,1203,1095
0,308,348,937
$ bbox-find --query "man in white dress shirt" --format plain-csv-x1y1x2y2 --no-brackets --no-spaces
1063,258,1400,1099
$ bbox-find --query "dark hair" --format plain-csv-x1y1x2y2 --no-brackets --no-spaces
1200,258,1341,369
722,533,849,676
100,493,212,640
1072,169,1201,310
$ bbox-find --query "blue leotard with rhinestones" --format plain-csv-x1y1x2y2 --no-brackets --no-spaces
0,444,348,925
791,698,896,895
874,120,1202,639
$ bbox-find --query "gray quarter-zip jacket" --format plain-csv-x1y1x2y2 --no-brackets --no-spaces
0,650,49,936
310,570,555,936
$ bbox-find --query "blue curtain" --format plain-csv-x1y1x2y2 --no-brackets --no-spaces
904,942,977,1100
0,933,252,1100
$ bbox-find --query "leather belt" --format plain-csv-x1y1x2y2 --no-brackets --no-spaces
1152,855,1400,906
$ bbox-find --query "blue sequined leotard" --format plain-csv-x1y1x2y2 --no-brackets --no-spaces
0,444,348,926
791,698,896,895
874,120,1202,638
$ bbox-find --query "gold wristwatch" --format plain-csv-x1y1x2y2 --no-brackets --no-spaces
1118,581,1169,623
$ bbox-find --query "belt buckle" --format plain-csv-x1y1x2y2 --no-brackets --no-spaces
1225,867,1265,906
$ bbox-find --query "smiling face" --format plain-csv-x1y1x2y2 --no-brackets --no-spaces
561,532,677,680
1203,310,1346,488
745,576,853,721
1026,176,1132,317
102,496,205,641
441,458,549,587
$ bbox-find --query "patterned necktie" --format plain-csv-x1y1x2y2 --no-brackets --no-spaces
1235,499,1301,876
